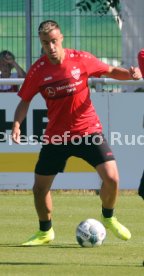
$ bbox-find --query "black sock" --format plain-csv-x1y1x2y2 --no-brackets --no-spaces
102,206,114,218
39,220,52,231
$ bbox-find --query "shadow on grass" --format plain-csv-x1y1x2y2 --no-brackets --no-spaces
0,243,79,248
0,261,142,267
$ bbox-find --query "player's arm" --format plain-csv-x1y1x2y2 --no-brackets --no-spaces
105,65,142,80
11,99,30,144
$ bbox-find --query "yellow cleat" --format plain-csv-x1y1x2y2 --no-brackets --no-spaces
22,227,55,246
101,215,131,241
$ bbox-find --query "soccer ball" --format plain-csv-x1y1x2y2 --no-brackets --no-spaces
76,218,106,247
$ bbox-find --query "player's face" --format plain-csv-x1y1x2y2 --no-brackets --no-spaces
39,29,64,64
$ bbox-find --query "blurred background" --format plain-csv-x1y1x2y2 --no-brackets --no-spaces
0,0,143,72
0,0,143,189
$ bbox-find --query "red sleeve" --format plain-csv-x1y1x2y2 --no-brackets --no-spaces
18,58,45,101
18,69,40,101
81,51,109,77
138,49,144,78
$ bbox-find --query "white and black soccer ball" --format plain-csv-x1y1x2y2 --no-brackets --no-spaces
76,218,106,247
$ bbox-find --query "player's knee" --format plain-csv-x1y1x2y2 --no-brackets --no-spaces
106,174,119,189
33,182,46,196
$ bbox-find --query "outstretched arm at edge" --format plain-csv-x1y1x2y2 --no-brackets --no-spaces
105,65,142,80
11,99,30,144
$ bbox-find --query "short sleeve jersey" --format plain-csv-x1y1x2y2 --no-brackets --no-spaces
18,49,109,141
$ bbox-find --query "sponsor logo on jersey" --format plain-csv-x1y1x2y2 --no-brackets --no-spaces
45,87,56,97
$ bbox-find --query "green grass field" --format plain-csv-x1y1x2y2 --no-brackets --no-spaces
0,191,144,276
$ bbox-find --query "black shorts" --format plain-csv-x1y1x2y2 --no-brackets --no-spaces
35,133,115,175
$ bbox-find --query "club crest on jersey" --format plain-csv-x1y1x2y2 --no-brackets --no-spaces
71,68,81,80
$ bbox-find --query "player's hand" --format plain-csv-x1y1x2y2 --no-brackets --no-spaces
129,66,142,80
11,127,21,144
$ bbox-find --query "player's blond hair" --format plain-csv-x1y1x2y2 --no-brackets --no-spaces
38,20,60,34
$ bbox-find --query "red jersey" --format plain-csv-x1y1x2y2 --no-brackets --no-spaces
18,49,109,142
138,49,144,77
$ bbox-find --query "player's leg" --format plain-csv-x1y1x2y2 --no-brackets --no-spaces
96,160,119,209
22,174,56,246
75,133,131,241
22,143,68,246
33,174,55,221
96,160,131,241
138,170,144,199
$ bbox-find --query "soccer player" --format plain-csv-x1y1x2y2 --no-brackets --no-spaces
138,171,144,200
11,20,142,246
137,49,144,200
138,48,144,77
